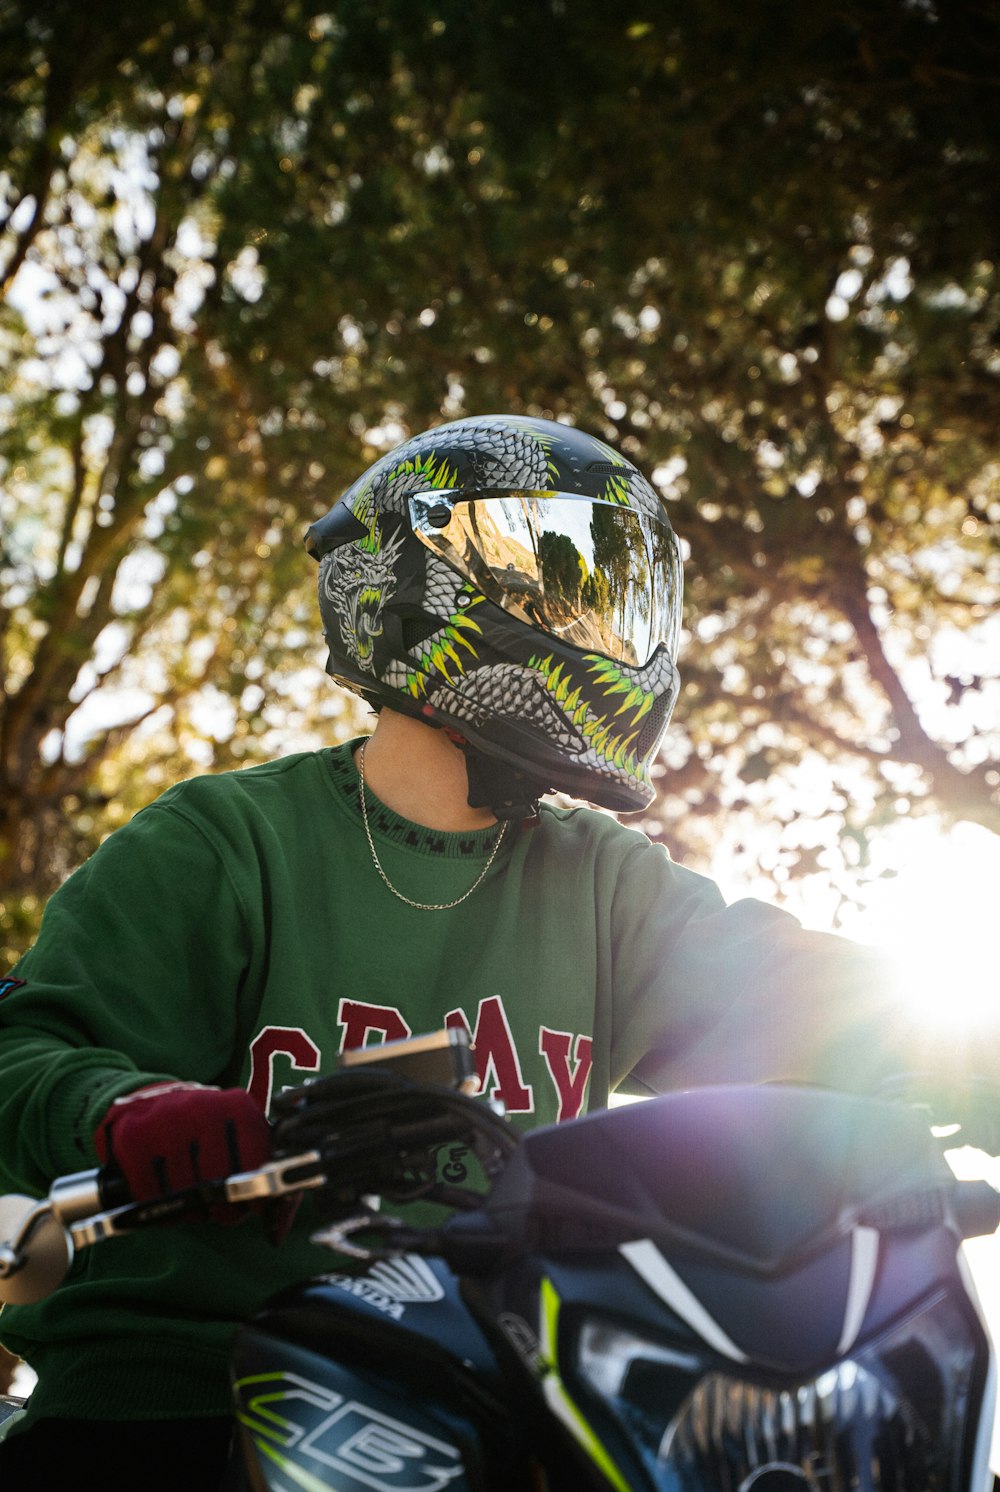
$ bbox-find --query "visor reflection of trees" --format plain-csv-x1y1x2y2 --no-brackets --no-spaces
590,503,654,664
415,496,678,664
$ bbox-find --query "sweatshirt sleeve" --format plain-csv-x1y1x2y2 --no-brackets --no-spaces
0,800,256,1195
608,840,908,1098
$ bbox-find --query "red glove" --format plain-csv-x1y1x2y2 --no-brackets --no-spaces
94,1081,271,1207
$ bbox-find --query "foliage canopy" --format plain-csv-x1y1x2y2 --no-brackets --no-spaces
1,0,998,960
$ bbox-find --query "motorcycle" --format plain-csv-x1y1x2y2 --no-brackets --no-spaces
2,1028,1000,1491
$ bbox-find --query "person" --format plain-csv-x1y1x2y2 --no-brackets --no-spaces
0,414,908,1488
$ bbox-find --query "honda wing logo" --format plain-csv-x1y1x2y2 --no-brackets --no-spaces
323,1254,446,1319
368,1256,445,1304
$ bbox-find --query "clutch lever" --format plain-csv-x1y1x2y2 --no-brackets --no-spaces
68,1148,326,1246
0,1149,325,1304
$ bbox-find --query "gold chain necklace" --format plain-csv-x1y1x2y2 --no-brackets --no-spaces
357,740,507,912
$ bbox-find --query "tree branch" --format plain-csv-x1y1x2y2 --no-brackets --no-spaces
832,563,1000,830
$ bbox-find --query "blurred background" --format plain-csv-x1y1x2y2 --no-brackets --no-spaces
1,0,998,1410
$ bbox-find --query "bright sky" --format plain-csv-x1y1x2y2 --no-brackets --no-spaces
743,816,1000,1041
839,821,999,1035
762,815,1000,1462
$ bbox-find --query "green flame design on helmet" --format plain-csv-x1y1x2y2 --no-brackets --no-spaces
352,486,383,554
404,586,486,698
381,450,458,496
527,652,657,783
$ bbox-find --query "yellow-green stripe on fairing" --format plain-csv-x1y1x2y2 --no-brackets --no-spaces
234,1374,303,1447
538,1277,632,1492
252,1436,337,1492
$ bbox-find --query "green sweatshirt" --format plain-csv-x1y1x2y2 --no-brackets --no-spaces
0,741,896,1422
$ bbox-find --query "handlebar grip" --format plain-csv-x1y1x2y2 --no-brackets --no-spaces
47,1167,134,1224
97,1167,133,1211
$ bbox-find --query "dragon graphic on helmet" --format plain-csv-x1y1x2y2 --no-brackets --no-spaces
306,415,683,814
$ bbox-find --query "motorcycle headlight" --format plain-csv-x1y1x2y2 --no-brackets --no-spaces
573,1293,986,1492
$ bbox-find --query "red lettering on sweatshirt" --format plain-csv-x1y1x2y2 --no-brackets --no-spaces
248,1026,322,1112
446,996,534,1113
539,1028,593,1122
337,999,411,1052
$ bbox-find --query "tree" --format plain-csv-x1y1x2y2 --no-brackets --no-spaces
0,3,371,960
2,0,998,967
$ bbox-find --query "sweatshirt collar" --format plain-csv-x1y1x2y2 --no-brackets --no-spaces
324,740,511,862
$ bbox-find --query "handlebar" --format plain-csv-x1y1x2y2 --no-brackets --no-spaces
0,1029,516,1305
4,1142,1000,1309
0,1146,328,1306
5,1052,1000,1308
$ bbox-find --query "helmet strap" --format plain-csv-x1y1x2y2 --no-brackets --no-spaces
444,730,545,821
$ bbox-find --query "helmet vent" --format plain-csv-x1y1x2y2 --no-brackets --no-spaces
634,690,672,757
587,461,627,475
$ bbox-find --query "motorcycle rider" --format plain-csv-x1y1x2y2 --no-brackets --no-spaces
0,415,906,1489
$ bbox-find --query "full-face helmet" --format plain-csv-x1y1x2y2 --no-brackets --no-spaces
306,415,683,814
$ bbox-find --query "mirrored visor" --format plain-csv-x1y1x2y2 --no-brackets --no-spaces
410,490,682,666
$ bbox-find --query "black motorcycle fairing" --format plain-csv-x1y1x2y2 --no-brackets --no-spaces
480,1084,952,1270
459,1244,993,1492
244,1259,499,1386
232,1256,530,1492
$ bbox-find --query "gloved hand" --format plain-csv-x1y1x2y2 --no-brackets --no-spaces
94,1081,271,1211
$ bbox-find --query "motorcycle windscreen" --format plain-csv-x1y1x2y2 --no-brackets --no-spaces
410,491,682,667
